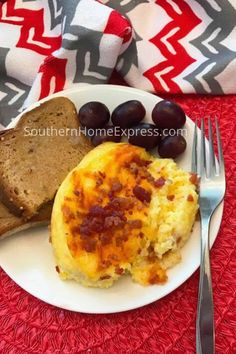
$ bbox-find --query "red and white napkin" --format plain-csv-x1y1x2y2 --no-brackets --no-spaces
0,0,236,127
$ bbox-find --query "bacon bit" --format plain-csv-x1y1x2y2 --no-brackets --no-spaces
147,245,157,262
108,191,114,200
98,171,106,179
71,191,138,252
108,179,123,199
148,245,154,252
148,263,167,284
129,163,139,176
115,237,122,247
133,185,151,203
61,205,75,222
83,239,97,252
96,177,103,187
167,195,175,201
128,210,133,215
115,267,124,275
154,177,166,188
89,205,105,217
149,272,167,285
137,248,142,254
110,179,123,193
80,216,103,236
79,202,127,240
132,156,152,167
116,235,128,247
189,173,199,186
109,197,134,210
101,260,112,268
73,190,80,197
99,233,111,246
100,275,111,280
76,211,82,218
71,225,81,236
55,266,60,273
104,216,125,229
138,232,144,239
187,194,194,202
149,275,159,285
127,219,142,229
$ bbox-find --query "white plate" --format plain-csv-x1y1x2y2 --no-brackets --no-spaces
0,85,223,314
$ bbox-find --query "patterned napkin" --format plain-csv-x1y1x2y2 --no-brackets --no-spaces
0,0,236,127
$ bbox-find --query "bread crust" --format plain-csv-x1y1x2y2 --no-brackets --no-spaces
0,201,52,238
0,221,49,240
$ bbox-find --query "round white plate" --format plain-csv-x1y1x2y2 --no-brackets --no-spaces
0,85,223,314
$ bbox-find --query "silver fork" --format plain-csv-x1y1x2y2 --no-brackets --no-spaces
192,117,226,354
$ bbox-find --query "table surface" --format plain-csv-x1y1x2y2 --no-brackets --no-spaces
0,76,236,354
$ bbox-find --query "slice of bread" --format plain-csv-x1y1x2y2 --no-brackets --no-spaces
0,201,52,239
0,97,92,218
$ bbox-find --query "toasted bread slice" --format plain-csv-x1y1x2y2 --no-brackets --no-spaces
0,97,92,218
0,201,52,239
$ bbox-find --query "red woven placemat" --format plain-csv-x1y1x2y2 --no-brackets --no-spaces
0,86,236,354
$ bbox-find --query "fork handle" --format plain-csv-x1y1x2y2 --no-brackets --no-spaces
196,215,215,354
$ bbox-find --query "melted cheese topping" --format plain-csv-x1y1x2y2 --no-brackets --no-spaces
51,143,198,288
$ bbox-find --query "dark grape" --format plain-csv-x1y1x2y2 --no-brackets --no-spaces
91,126,122,146
78,101,110,129
152,100,186,129
111,100,146,129
128,123,161,150
158,135,187,158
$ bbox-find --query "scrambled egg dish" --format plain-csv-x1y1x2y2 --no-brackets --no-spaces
51,142,198,288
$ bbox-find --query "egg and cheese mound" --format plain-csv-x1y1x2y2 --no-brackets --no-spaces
51,142,198,288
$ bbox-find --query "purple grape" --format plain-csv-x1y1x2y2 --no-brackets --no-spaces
158,135,187,158
78,102,110,129
152,100,186,129
128,123,161,150
111,100,146,128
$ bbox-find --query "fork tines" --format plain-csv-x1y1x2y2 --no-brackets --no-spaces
191,117,225,178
